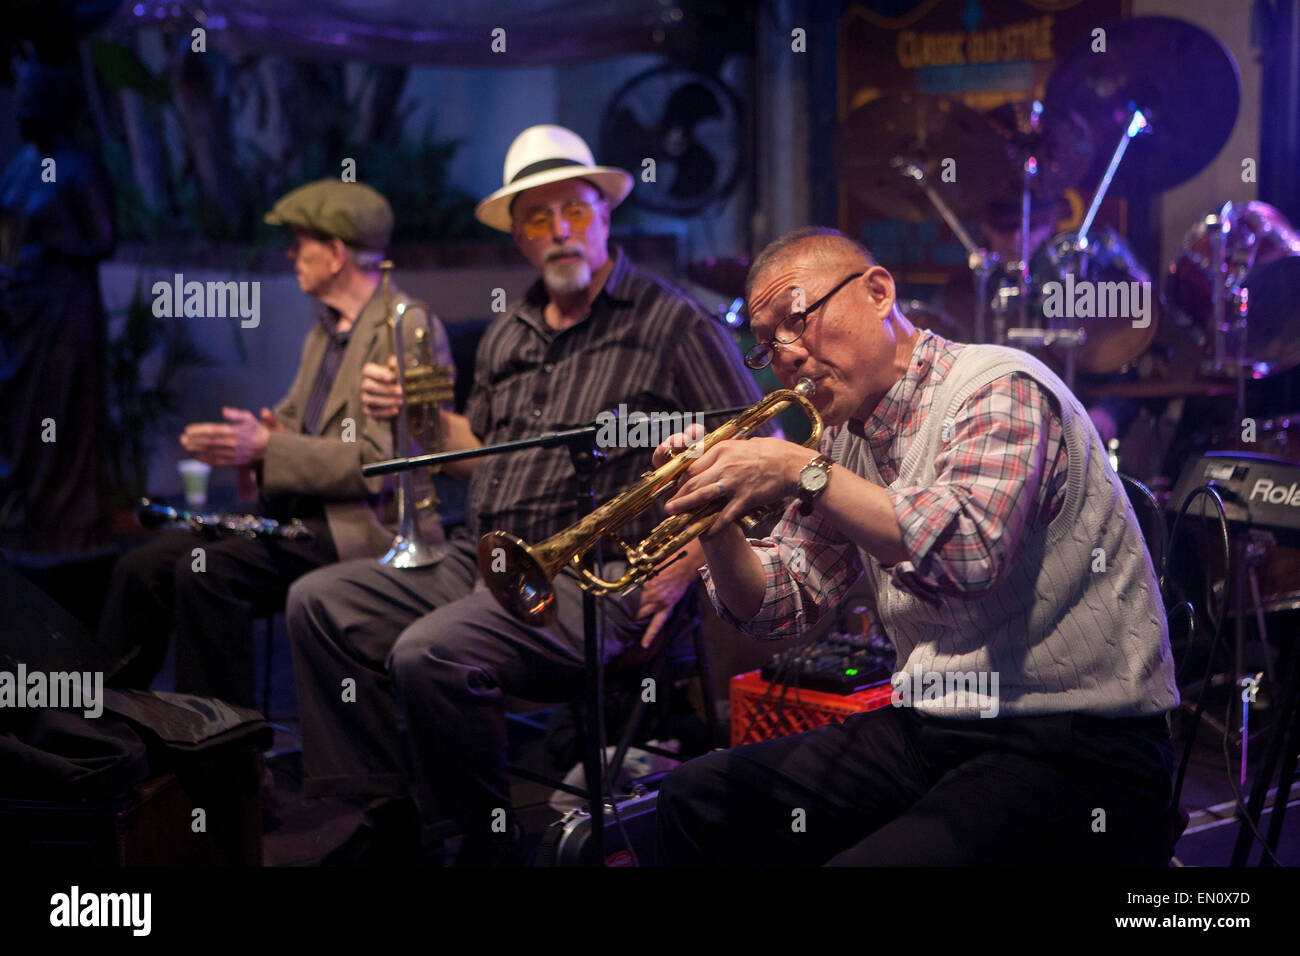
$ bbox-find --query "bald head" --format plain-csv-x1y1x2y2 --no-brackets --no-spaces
745,227,877,304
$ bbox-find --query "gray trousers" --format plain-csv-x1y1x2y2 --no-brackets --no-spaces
286,530,647,841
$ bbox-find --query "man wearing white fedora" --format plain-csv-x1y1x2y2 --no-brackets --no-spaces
286,125,765,864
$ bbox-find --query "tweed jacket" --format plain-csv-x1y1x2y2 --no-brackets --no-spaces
261,283,451,560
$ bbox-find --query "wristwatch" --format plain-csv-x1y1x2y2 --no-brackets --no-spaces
796,455,833,516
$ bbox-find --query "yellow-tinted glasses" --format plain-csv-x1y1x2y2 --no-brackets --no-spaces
520,200,595,240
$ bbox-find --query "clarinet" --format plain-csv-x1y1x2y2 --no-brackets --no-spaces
137,499,313,541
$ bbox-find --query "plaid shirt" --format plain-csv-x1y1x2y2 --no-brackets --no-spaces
704,330,1070,638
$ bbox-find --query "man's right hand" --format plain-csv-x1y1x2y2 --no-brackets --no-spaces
362,355,403,420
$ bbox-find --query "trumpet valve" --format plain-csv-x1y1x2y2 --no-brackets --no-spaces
402,364,455,406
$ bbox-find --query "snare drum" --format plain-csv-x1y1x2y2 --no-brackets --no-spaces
1028,228,1159,374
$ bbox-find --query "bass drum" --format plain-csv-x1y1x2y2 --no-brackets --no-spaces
1203,413,1300,614
1166,201,1300,376
1028,228,1160,375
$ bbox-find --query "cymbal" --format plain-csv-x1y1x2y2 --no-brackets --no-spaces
1045,16,1240,195
835,92,1014,222
981,101,1095,201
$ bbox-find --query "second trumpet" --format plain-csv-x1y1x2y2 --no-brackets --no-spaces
378,259,454,568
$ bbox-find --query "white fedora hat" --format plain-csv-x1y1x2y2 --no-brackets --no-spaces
475,125,634,233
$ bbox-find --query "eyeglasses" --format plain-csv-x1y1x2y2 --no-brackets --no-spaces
520,200,595,240
744,272,864,370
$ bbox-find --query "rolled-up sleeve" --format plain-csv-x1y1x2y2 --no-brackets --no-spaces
701,499,863,641
885,373,1059,599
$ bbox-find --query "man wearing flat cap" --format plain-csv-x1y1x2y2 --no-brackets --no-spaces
286,126,767,865
96,180,452,710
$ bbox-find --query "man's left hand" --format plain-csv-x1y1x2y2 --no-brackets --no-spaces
635,546,701,652
180,407,271,466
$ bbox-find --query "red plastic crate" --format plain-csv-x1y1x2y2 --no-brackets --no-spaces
729,670,894,746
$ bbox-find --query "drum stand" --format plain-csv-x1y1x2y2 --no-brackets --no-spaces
1229,603,1299,865
892,157,996,346
1190,208,1293,861
1003,106,1155,389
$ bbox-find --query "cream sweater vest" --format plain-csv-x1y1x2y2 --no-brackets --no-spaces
836,344,1179,718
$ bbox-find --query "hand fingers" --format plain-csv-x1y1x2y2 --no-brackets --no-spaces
666,444,730,503
362,393,402,418
361,381,402,401
639,606,670,650
260,407,282,430
222,406,253,422
181,424,233,451
666,477,732,517
651,422,709,468
363,361,397,385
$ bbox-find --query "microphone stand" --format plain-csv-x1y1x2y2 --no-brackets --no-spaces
368,422,612,863
364,402,752,865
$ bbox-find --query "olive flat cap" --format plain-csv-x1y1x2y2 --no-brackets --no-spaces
264,179,393,251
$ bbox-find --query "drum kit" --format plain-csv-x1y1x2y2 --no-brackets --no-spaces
838,16,1300,761
833,16,1300,405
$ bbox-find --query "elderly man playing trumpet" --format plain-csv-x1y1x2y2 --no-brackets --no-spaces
653,227,1180,867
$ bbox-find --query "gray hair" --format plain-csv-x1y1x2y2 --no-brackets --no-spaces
745,227,877,303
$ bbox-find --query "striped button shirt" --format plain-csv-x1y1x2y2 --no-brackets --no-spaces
465,247,766,545
703,329,1070,637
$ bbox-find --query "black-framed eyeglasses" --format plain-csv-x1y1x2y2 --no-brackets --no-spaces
744,272,864,370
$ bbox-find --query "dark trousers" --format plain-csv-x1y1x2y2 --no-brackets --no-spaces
657,704,1175,866
286,531,647,842
96,520,336,709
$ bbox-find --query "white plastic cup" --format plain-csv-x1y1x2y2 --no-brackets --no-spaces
178,459,212,509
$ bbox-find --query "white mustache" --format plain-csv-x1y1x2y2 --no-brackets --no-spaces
546,247,585,262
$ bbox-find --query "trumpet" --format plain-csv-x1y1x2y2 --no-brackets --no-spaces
478,378,822,626
378,260,454,568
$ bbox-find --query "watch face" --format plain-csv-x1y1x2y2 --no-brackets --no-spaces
800,464,828,493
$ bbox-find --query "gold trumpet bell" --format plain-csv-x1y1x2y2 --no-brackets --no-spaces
477,378,822,627
477,530,560,626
